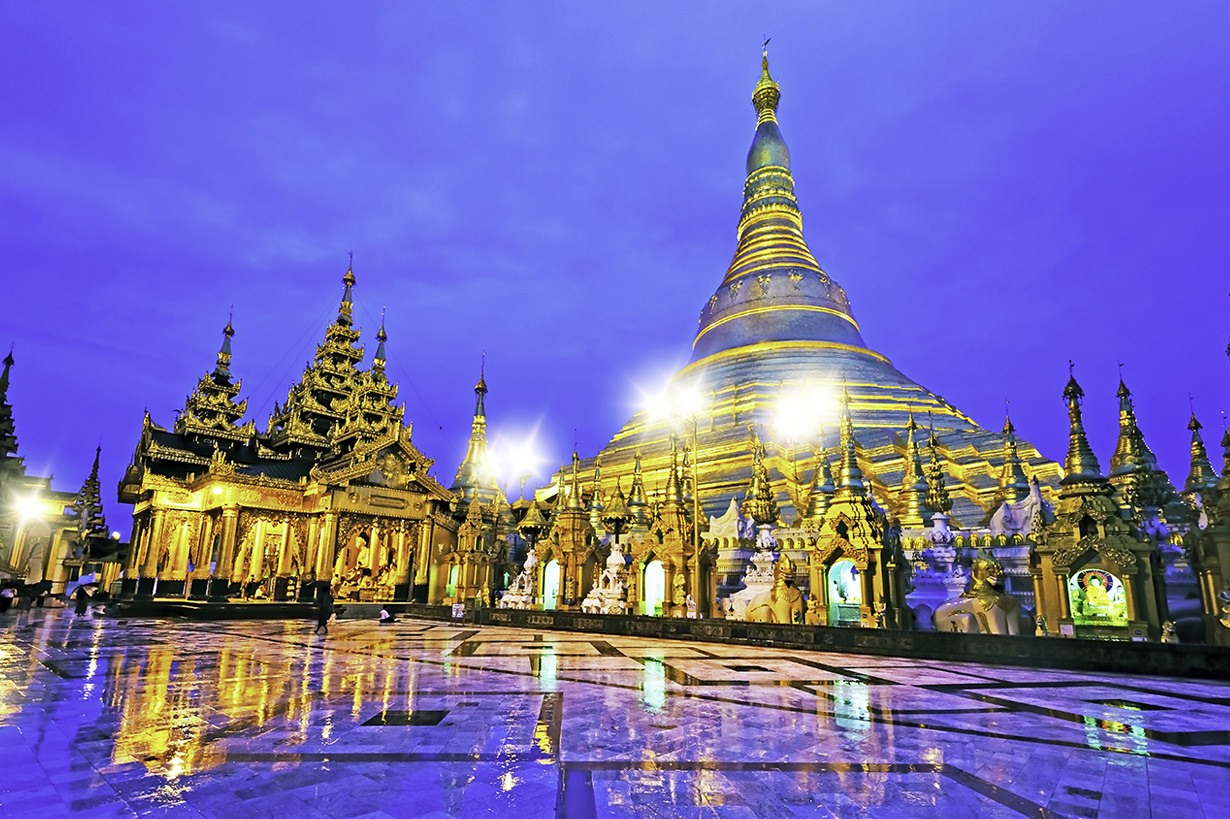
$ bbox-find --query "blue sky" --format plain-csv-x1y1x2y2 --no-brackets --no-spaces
3,3,1229,530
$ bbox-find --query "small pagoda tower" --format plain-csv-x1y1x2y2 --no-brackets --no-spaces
806,389,910,628
897,412,930,529
541,450,595,610
450,361,501,509
1106,377,1178,525
1031,370,1165,640
644,435,701,616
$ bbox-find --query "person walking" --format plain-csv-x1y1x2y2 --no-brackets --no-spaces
0,586,14,614
314,584,333,635
73,586,90,616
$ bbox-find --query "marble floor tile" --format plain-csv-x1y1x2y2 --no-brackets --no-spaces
0,611,1226,817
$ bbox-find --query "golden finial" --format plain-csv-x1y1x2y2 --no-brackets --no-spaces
752,39,781,116
1061,363,1103,484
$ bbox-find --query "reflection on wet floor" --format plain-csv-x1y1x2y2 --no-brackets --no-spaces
0,608,1227,817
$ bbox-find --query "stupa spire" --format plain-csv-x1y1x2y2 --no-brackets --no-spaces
372,309,388,378
568,448,584,511
1061,364,1103,484
999,407,1031,504
665,435,684,505
627,450,648,525
450,361,498,505
803,437,834,522
836,388,866,497
925,417,953,515
899,410,930,526
1184,412,1219,496
339,252,356,327
690,47,866,366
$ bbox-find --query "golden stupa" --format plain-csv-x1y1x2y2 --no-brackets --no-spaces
582,51,1062,526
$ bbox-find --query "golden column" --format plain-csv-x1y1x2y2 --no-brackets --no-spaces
209,507,239,601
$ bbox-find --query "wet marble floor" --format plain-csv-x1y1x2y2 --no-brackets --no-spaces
0,609,1227,818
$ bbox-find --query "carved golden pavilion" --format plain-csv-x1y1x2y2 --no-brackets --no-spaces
117,264,460,604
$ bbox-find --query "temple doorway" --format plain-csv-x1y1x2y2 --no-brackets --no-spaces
543,560,560,610
828,560,862,626
642,560,665,616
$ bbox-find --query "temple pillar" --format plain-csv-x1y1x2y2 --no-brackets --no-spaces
137,509,168,599
316,512,339,582
209,508,239,601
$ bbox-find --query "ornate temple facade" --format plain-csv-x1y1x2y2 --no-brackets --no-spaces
117,266,461,603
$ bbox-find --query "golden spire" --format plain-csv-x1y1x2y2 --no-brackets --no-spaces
999,407,1030,504
752,42,781,122
1061,364,1104,485
628,450,648,525
899,410,930,526
925,417,953,515
450,360,498,505
803,437,834,522
372,308,388,377
588,455,605,529
1184,412,1219,495
665,435,684,505
741,426,779,525
567,448,585,510
836,387,866,497
339,252,356,327
213,313,235,383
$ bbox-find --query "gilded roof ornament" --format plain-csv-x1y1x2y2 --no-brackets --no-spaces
1061,364,1104,485
836,387,866,497
925,416,953,515
1184,412,1219,496
741,426,779,525
999,407,1031,505
899,409,930,526
752,43,781,118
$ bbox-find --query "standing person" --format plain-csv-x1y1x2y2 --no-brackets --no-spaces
314,584,333,635
73,586,90,616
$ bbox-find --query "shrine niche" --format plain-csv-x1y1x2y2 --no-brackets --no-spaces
1068,568,1128,627
805,396,911,629
1031,374,1165,641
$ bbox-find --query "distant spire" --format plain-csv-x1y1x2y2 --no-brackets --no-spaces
373,308,388,374
338,254,356,327
835,387,866,496
752,43,781,121
568,448,584,511
450,361,497,505
664,435,686,505
473,356,487,418
212,316,235,383
925,417,952,514
1184,412,1219,496
1061,364,1104,484
999,407,1031,504
899,410,929,526
803,442,835,521
741,427,779,524
0,347,13,398
588,455,605,529
628,450,648,525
